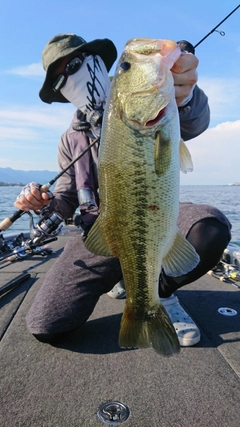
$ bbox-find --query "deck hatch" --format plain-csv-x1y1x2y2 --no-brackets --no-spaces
97,401,130,425
218,307,238,316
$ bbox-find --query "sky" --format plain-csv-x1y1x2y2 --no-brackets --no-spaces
0,0,240,185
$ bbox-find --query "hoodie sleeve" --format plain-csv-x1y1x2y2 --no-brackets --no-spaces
179,85,210,141
48,130,80,219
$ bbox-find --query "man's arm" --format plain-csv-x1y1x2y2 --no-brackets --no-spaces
179,85,210,141
49,131,79,218
171,51,210,141
14,129,79,218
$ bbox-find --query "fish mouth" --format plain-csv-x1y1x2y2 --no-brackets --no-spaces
125,107,166,129
145,108,166,127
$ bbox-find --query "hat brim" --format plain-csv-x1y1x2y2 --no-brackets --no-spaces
39,38,117,104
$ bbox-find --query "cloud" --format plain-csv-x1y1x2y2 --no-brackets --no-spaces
198,76,240,123
0,127,38,140
0,103,75,130
0,104,75,171
6,63,44,77
180,120,240,185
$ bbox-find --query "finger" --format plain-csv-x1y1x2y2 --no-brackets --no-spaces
171,52,199,73
42,192,51,200
172,68,198,86
174,84,193,100
16,184,39,200
42,191,54,200
14,199,40,211
15,191,44,208
30,187,44,200
30,187,54,201
14,198,50,211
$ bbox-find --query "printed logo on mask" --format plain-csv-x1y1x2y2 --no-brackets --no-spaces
60,55,110,113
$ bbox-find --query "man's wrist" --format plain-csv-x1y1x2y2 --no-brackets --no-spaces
178,87,195,113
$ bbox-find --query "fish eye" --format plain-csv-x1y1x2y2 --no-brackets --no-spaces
120,61,131,71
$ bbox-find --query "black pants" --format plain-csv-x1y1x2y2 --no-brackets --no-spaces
26,203,231,343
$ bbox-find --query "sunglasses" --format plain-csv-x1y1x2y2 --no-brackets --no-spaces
52,55,85,92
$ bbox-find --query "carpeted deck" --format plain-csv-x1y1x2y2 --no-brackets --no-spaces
1,229,240,427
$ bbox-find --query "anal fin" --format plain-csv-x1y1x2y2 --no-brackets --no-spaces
162,230,200,276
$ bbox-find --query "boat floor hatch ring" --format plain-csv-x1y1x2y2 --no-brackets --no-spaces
218,307,238,316
97,401,130,425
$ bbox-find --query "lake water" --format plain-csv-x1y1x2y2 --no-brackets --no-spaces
0,185,240,249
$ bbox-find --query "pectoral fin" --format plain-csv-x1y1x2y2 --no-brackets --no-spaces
85,218,115,257
180,139,193,173
154,132,171,177
162,230,200,276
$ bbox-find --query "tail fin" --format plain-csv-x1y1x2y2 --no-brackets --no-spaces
119,303,180,357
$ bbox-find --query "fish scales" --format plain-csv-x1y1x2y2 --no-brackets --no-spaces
85,38,200,356
100,111,179,332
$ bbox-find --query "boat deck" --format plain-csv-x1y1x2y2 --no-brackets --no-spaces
1,227,240,427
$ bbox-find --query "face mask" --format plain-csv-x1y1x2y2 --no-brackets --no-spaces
60,55,110,113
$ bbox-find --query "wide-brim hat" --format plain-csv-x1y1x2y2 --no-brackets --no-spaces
39,33,117,104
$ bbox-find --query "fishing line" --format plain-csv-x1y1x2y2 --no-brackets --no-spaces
194,5,240,49
179,5,240,54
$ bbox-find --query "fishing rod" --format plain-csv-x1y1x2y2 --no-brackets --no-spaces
0,137,99,233
207,247,240,290
0,272,31,296
194,4,240,49
208,270,240,290
2,7,239,231
178,5,240,54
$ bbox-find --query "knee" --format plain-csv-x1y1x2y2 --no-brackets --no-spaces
187,218,231,264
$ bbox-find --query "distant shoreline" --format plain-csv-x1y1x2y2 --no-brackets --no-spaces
0,182,25,187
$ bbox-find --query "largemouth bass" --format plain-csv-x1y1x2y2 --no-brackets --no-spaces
85,38,200,356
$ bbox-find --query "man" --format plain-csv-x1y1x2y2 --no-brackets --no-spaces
15,34,231,347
